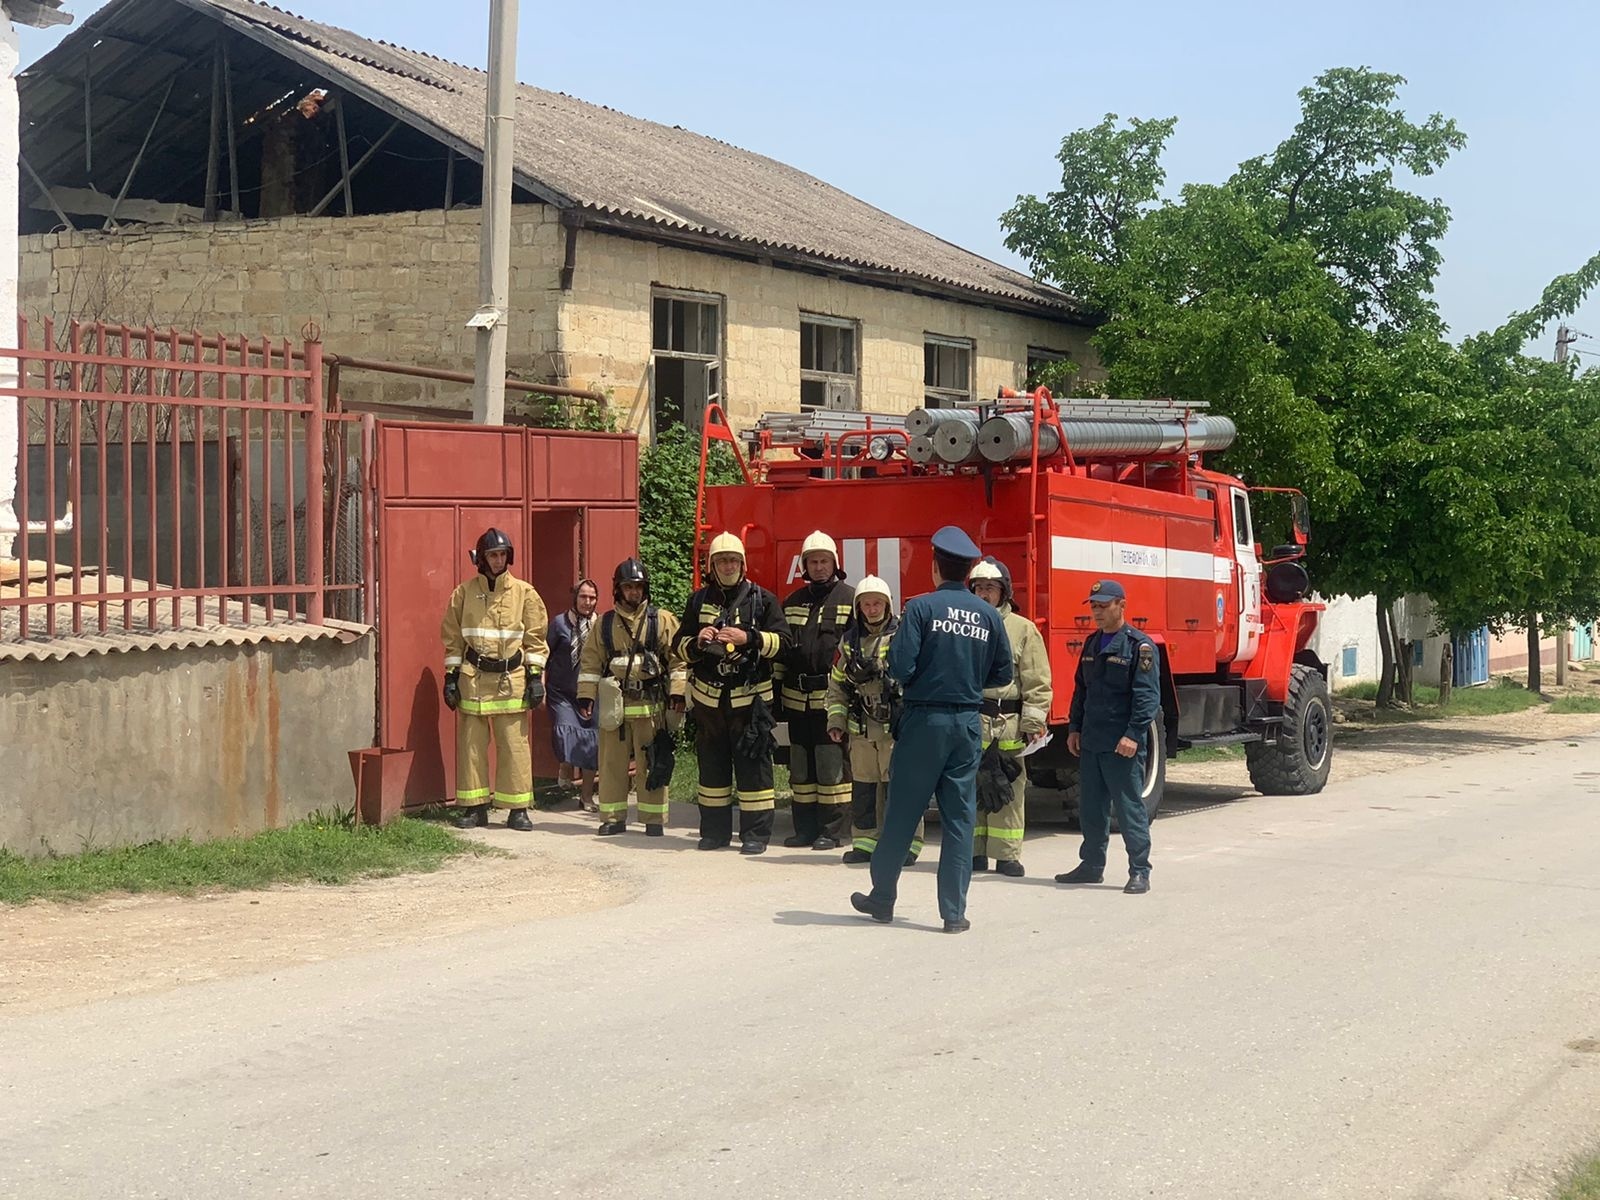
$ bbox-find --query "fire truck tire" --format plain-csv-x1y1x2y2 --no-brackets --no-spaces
1033,715,1165,829
1246,665,1333,795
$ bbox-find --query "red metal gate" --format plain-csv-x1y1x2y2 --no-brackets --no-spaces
375,421,638,806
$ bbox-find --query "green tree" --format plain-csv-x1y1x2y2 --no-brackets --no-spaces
636,426,744,619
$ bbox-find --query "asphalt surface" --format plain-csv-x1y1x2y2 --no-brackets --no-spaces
4,736,1599,1200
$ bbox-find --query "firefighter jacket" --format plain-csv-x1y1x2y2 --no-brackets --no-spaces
673,578,791,710
981,604,1053,752
576,601,687,720
776,577,855,713
1069,623,1161,753
826,615,898,740
441,571,550,716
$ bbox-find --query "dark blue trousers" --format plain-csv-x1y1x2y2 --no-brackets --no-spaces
1077,749,1152,874
869,707,981,922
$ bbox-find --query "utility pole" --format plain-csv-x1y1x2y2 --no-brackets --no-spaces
469,0,519,425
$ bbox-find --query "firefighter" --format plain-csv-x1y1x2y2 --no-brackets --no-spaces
777,530,856,851
1055,579,1160,894
826,574,922,866
967,556,1052,878
441,528,549,830
850,526,1012,933
576,558,686,837
674,532,792,855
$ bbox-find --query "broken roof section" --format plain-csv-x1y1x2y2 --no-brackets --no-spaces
8,0,72,29
18,0,1083,320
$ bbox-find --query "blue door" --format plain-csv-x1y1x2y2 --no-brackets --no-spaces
1453,627,1490,687
1574,621,1595,662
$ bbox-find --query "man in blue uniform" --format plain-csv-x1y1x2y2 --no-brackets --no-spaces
850,526,1012,933
1055,579,1161,894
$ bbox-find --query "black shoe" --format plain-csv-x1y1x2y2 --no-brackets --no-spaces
597,821,626,836
506,808,534,832
451,804,488,829
1124,873,1151,895
1055,864,1104,885
842,848,872,864
943,918,972,934
782,834,811,848
697,837,729,851
972,856,989,873
850,892,893,924
996,860,1025,878
740,840,768,856
904,853,919,867
812,835,840,851
645,824,664,838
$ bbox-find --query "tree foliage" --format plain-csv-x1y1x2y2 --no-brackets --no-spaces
1002,66,1600,702
636,425,743,619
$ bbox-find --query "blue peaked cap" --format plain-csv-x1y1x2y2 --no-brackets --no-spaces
931,525,982,560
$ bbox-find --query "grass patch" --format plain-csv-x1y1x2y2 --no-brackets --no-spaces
1336,681,1380,701
1172,743,1247,762
1553,1149,1600,1200
0,815,486,905
667,746,791,805
1342,675,1547,722
1549,693,1600,714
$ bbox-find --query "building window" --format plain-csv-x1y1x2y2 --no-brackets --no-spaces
924,334,973,408
1341,646,1359,678
800,314,859,411
1026,346,1072,390
651,288,723,434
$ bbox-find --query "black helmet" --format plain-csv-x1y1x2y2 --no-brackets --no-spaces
473,527,515,578
613,557,650,604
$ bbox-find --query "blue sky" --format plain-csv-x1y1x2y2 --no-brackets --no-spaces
20,0,1600,358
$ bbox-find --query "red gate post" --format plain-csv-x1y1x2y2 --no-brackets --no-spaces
304,337,325,625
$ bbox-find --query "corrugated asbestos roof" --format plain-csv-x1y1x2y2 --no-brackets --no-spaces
8,0,73,30
42,0,1081,318
0,617,370,663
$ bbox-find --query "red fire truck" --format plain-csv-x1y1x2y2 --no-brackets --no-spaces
693,389,1332,820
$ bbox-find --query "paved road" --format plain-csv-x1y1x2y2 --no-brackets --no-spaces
4,738,1600,1200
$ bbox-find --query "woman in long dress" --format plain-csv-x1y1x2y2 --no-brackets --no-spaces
546,579,599,810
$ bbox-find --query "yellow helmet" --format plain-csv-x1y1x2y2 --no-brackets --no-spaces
708,531,746,561
854,574,894,610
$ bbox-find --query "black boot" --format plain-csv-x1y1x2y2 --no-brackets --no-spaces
597,821,626,836
1124,872,1151,895
740,840,768,856
645,824,664,838
739,808,774,856
850,892,893,924
996,860,1025,878
905,852,920,867
812,835,841,851
1055,864,1104,884
698,803,734,851
451,803,489,829
697,836,729,851
972,855,989,873
506,807,533,832
784,801,819,847
842,848,872,864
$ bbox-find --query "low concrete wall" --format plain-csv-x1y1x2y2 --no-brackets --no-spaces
1,633,375,856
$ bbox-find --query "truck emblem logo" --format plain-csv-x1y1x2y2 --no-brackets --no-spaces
1216,594,1226,623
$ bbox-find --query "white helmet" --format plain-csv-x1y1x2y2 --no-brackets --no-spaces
708,531,746,561
968,556,1013,607
800,530,839,566
854,574,894,609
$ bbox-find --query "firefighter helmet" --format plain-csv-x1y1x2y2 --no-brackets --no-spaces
800,530,840,572
613,557,650,604
707,531,746,586
969,555,1012,607
854,573,894,613
473,527,515,573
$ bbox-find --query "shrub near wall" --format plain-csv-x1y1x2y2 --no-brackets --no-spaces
637,426,743,620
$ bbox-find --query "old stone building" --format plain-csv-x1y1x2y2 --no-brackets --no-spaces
17,0,1094,434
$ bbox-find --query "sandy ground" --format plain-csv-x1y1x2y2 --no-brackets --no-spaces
5,705,1598,1018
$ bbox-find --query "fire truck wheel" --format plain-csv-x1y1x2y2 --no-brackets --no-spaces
1034,715,1166,830
1245,664,1333,795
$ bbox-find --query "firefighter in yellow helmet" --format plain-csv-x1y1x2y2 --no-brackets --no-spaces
968,555,1052,875
440,527,550,830
826,574,923,866
673,532,792,854
576,557,687,837
777,530,856,850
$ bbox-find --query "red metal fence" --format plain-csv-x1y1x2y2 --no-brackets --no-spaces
2,321,371,643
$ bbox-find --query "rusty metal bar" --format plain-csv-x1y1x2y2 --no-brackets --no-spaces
144,327,158,630
281,339,300,615
121,326,134,632
68,323,83,635
325,354,606,402
304,339,325,624
168,329,182,629
95,329,110,635
259,336,275,623
360,411,376,625
43,317,57,638
16,317,30,640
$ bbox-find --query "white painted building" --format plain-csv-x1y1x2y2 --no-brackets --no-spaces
1309,593,1451,689
1,1,71,551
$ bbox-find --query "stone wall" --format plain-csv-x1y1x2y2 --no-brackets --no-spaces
19,207,567,411
0,631,376,856
19,205,1098,433
562,229,1100,434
